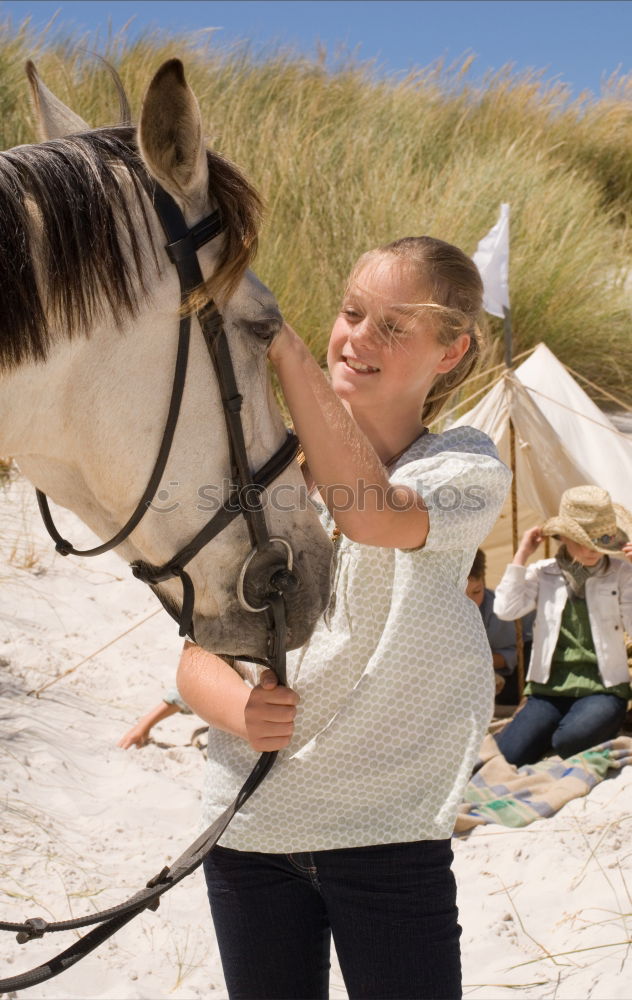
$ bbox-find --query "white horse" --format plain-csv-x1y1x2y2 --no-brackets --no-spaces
0,59,332,658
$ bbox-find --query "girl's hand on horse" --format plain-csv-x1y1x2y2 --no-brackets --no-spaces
267,321,298,365
622,542,632,563
244,668,300,751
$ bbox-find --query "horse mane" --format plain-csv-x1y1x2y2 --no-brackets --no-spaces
0,126,262,371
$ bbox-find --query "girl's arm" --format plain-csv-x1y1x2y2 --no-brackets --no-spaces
268,325,429,550
176,642,298,752
512,526,544,566
494,564,539,621
118,701,180,749
494,528,543,620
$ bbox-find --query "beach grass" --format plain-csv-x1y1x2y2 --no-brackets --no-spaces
1,19,631,405
0,457,12,485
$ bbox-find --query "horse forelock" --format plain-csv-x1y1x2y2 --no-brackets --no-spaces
0,127,152,371
0,126,263,372
192,149,263,311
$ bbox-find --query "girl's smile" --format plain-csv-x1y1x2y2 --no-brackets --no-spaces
342,354,381,375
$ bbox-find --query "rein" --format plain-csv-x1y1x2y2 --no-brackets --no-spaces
0,180,300,992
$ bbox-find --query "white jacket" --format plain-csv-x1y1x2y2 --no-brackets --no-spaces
493,558,632,687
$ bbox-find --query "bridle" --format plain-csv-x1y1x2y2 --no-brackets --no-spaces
0,176,303,992
36,180,301,650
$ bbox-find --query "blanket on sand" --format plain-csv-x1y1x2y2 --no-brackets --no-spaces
454,734,632,834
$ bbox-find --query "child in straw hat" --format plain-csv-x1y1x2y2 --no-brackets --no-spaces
493,485,632,767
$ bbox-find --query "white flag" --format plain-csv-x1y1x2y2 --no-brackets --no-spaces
472,203,510,318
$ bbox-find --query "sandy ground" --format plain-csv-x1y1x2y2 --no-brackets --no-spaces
1,475,631,999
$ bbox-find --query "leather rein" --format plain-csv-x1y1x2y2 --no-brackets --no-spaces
0,179,301,992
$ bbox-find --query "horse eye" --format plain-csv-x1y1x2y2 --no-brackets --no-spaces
248,318,281,342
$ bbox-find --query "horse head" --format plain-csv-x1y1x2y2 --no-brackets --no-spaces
0,59,332,659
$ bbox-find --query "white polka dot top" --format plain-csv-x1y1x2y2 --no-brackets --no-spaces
202,426,512,852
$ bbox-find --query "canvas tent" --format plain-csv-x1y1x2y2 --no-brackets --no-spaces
451,343,632,585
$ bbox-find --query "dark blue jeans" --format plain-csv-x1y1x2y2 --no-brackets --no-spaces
495,692,628,767
203,839,461,1000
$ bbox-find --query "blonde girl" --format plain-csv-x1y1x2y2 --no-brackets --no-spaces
178,236,511,999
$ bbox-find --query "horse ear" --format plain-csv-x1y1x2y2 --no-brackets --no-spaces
26,61,90,140
138,59,209,206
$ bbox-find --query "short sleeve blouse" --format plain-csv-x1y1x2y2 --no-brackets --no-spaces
202,426,512,851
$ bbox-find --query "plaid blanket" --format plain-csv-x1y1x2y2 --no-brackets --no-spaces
454,734,632,834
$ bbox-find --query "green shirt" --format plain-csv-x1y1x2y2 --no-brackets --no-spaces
526,596,631,700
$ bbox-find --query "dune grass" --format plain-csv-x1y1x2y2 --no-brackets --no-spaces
1,19,631,405
0,457,13,486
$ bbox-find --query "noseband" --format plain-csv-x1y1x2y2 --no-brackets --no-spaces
0,179,304,992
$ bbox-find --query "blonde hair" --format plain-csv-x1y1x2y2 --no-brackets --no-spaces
348,236,487,424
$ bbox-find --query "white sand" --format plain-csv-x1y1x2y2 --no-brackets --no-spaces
1,475,631,999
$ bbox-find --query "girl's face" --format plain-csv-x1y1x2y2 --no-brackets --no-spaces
560,535,603,567
327,257,468,416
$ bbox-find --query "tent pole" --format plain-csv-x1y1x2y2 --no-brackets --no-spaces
504,305,525,696
509,415,525,695
503,305,513,368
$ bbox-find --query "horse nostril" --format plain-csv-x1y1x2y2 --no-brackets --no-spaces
248,312,282,342
270,568,300,594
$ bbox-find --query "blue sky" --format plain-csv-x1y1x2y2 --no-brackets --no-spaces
0,1,631,97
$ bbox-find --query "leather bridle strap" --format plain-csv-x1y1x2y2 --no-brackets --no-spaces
149,182,273,554
35,310,192,558
131,428,299,638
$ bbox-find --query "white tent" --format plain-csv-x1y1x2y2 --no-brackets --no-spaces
451,343,632,583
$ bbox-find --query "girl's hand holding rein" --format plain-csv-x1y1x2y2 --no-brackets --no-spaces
244,669,300,751
176,643,300,752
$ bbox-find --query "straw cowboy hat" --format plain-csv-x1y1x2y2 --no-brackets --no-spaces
542,485,632,555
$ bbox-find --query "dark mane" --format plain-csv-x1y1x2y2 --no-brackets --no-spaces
0,127,262,371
